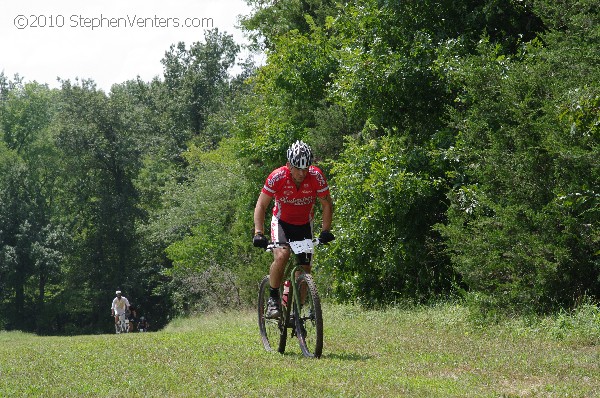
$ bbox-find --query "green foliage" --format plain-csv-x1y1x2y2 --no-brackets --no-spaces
161,29,240,141
50,79,149,332
233,0,560,313
0,81,68,333
2,0,600,334
241,0,339,50
157,142,260,315
320,135,454,304
542,299,600,343
0,82,54,154
327,0,450,135
439,4,600,313
266,24,338,106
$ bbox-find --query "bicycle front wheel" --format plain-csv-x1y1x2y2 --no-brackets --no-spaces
116,319,126,334
258,275,287,354
294,273,323,358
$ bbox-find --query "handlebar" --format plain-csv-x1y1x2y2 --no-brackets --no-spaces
266,238,324,253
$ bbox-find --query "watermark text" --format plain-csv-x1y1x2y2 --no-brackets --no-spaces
14,14,214,30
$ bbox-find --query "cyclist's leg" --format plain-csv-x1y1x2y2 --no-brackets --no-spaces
280,219,313,304
264,248,289,319
269,216,291,290
269,247,290,288
297,262,312,304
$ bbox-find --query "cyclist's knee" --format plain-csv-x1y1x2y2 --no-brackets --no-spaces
273,247,291,264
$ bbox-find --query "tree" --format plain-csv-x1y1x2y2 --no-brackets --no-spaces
160,29,240,148
235,0,546,305
438,0,600,313
0,81,66,332
54,79,144,331
321,135,454,304
241,0,339,50
161,142,255,313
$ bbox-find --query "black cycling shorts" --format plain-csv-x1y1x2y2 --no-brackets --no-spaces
270,216,313,265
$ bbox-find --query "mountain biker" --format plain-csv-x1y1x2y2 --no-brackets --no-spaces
253,140,335,319
111,290,130,327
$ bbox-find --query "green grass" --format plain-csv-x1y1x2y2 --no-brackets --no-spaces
1,303,599,397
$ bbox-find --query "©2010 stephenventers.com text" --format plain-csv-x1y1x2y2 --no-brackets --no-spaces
13,14,215,30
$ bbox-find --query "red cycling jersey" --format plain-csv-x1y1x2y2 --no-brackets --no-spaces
262,165,330,225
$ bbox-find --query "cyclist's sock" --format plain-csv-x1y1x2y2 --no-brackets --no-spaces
270,287,279,299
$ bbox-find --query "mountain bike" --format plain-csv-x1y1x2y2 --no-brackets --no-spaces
115,313,129,334
257,238,323,358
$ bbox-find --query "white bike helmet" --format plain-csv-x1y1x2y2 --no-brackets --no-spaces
287,140,313,169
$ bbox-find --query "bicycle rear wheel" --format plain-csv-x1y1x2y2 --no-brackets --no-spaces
258,275,287,353
294,273,323,358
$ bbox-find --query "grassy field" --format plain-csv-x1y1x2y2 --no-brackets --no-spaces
1,302,599,397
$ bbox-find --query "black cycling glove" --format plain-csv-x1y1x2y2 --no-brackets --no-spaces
253,232,268,249
319,230,335,244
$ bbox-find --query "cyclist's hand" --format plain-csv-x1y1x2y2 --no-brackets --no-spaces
319,230,335,244
253,232,268,249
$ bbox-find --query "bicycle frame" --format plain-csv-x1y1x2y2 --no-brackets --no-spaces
259,238,324,358
115,313,129,334
270,242,307,306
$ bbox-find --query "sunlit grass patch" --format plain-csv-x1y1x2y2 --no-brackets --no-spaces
1,302,599,397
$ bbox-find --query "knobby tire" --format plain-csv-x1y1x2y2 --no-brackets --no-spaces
115,317,127,334
258,275,287,353
294,273,323,358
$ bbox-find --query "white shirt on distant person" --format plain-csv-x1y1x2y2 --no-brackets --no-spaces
111,296,130,315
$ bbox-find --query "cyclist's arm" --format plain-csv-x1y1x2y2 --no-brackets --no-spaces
254,192,272,234
318,193,333,231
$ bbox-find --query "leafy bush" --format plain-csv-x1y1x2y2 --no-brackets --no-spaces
439,13,600,313
321,134,455,305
